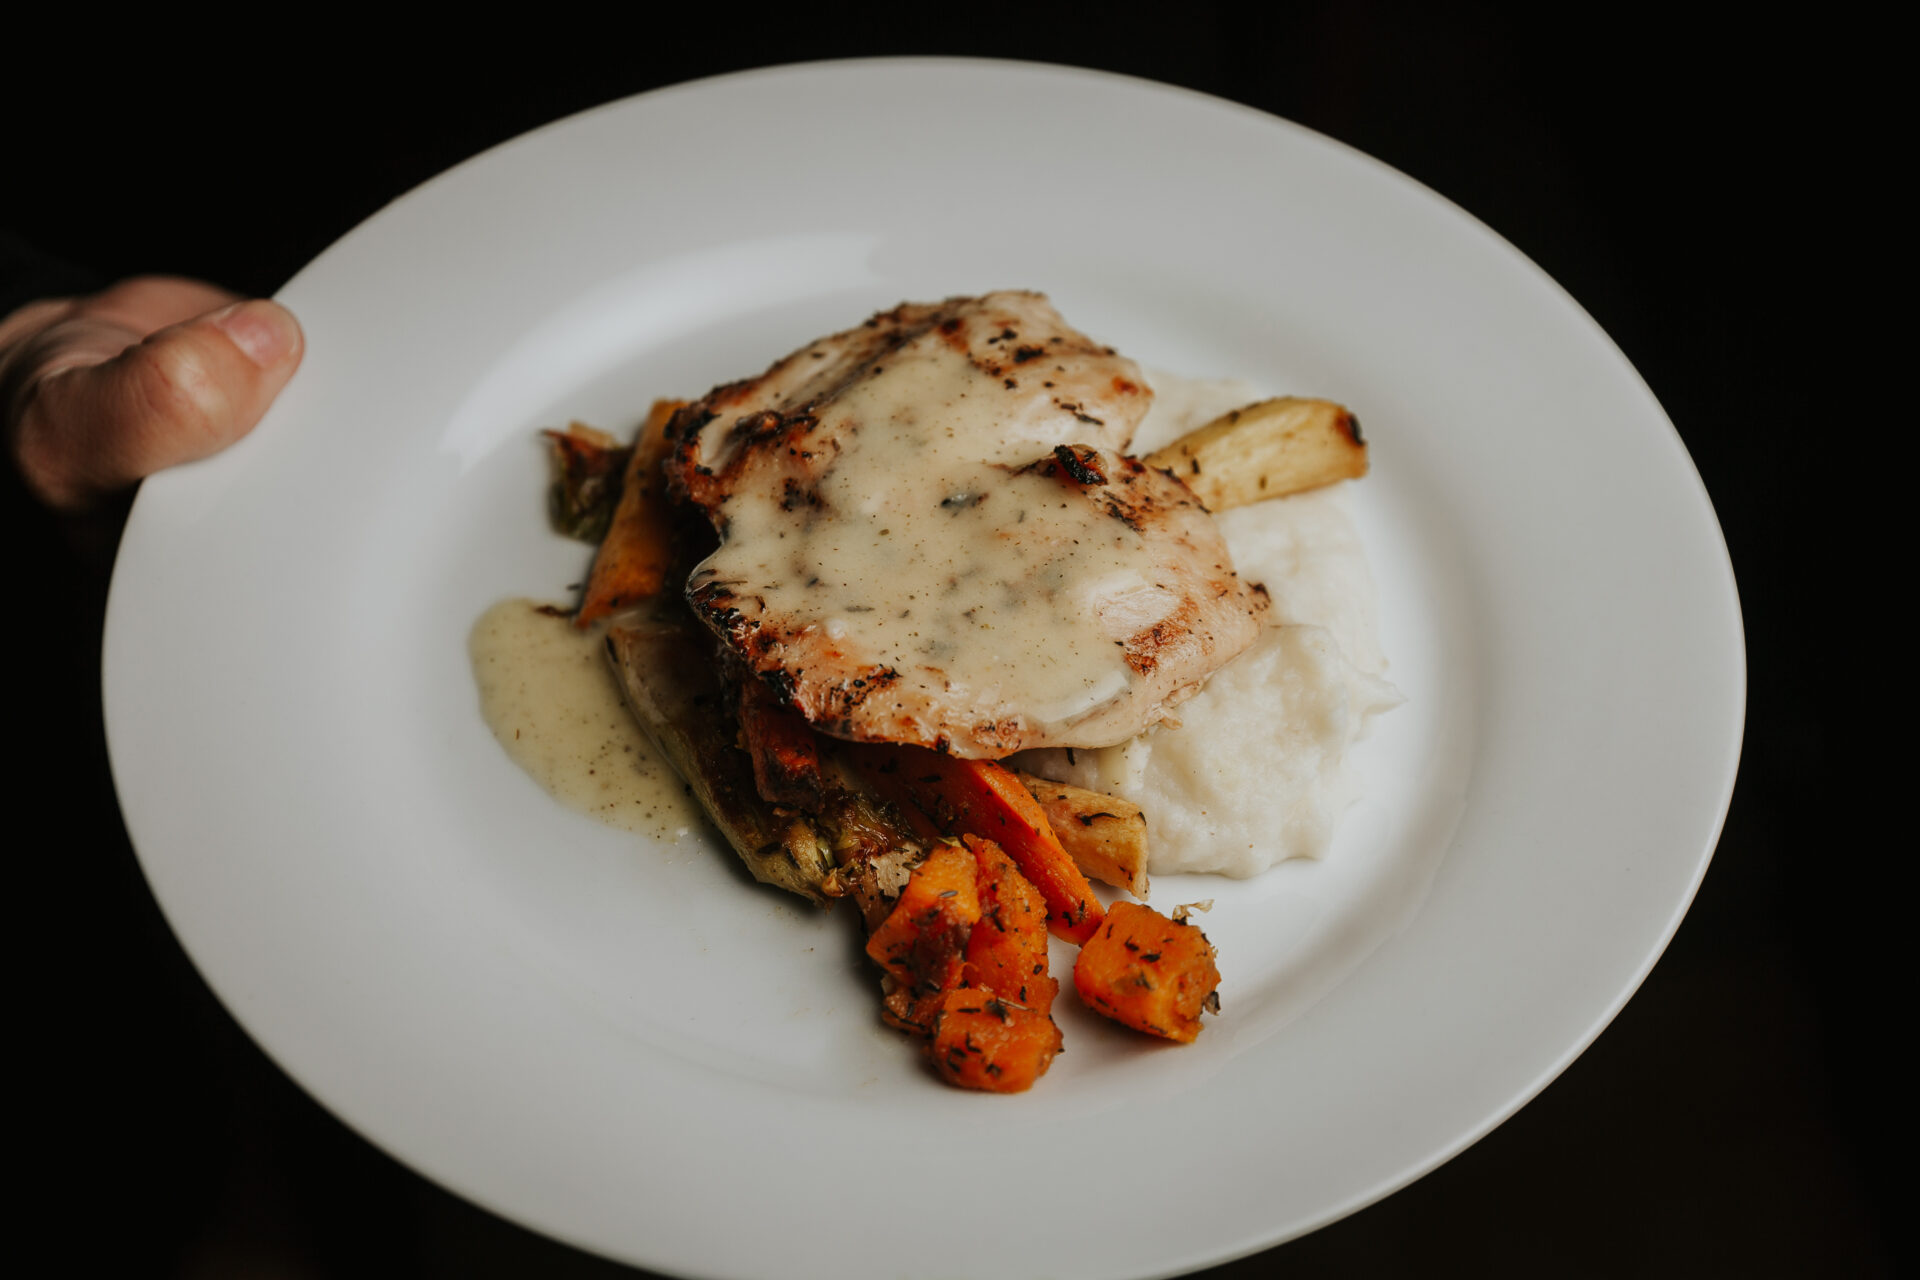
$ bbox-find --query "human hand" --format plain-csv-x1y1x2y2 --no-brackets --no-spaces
0,276,303,512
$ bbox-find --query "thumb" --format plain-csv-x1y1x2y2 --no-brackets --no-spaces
15,299,303,510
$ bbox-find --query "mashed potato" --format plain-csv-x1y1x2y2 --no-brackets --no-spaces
1012,373,1399,877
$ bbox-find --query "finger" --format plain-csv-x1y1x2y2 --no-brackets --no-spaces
15,299,303,509
83,276,242,334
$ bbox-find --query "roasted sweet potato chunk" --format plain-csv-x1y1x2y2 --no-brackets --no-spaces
865,842,981,1032
1073,902,1221,1043
928,988,1063,1092
962,835,1057,1014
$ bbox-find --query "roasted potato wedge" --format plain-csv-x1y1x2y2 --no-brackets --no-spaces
1144,396,1365,512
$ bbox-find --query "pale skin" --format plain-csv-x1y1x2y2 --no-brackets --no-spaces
0,276,303,512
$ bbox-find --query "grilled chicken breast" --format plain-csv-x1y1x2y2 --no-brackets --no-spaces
664,292,1267,758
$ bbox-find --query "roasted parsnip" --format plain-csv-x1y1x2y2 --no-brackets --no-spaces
1144,396,1365,512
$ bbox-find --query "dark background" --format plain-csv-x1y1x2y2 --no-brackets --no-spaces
7,4,1883,1276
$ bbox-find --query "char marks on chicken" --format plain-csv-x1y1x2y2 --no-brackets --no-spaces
664,291,1267,758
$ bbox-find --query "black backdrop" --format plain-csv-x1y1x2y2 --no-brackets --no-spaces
6,5,1885,1276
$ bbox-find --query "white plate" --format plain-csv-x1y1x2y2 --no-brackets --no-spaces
104,59,1743,1280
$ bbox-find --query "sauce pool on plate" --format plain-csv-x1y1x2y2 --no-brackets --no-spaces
469,598,702,839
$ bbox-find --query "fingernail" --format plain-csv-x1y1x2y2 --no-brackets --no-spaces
212,299,302,368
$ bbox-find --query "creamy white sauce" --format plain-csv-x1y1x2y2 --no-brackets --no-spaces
1013,371,1400,877
708,447,1148,729
470,598,701,839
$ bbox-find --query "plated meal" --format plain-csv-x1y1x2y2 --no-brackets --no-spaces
105,57,1744,1277
477,290,1396,1090
97,54,1757,1280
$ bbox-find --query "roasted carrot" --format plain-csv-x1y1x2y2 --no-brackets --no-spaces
927,988,1063,1093
851,744,1105,944
575,398,686,628
961,835,1057,1014
1073,902,1221,1043
864,841,981,1033
1013,770,1150,900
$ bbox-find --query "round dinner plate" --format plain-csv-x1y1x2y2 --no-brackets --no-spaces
104,59,1743,1280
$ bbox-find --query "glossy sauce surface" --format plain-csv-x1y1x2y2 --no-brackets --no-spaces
698,348,1155,730
470,598,700,839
